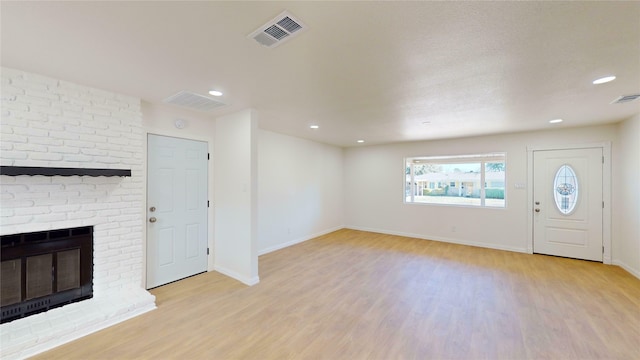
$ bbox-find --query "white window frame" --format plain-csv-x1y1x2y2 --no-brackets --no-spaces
404,153,506,208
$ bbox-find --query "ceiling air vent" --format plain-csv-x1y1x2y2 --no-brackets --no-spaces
611,94,640,104
163,91,226,112
248,11,307,48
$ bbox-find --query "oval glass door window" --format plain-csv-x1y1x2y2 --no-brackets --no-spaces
553,164,579,215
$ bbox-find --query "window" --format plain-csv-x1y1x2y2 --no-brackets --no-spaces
405,153,506,207
553,164,578,214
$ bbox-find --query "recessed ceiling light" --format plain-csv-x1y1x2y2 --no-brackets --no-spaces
592,76,616,85
208,90,223,97
309,125,319,129
422,121,431,125
549,119,563,124
357,140,365,143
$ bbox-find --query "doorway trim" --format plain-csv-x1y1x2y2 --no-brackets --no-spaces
526,142,611,264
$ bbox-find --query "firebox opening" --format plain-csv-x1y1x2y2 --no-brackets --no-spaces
1,226,93,323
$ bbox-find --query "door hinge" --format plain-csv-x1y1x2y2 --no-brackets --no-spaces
207,200,210,208
602,156,604,164
208,153,210,160
602,246,604,253
207,248,210,255
602,201,604,209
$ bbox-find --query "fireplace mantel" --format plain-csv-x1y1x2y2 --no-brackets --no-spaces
0,166,131,177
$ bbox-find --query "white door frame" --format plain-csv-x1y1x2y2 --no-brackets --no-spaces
527,142,611,264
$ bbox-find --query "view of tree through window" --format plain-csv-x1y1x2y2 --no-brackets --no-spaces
405,154,506,207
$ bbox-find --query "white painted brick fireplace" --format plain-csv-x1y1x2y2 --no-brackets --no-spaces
0,67,156,359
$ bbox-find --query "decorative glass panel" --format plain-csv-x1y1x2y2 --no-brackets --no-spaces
553,165,578,215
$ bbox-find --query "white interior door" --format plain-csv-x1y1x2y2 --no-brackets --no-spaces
533,148,603,261
147,134,208,288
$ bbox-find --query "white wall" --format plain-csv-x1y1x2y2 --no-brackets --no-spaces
0,65,634,360
214,109,259,285
258,130,344,254
613,115,640,277
344,124,618,254
141,102,216,274
0,67,155,359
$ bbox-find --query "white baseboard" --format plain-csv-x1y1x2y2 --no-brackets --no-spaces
346,226,640,280
612,260,640,280
214,265,260,286
258,225,344,256
345,226,528,254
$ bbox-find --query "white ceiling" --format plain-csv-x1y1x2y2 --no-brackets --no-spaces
2,1,639,147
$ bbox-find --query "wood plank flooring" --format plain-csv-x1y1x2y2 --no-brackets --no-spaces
33,229,640,359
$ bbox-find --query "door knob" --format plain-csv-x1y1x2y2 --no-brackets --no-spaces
535,209,540,213
149,217,157,223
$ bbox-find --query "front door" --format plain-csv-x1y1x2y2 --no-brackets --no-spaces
533,148,603,261
147,134,208,288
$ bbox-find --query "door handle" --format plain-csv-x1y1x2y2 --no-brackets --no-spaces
535,209,540,213
149,217,157,223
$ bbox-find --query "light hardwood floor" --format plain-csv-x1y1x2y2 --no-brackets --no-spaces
33,229,640,359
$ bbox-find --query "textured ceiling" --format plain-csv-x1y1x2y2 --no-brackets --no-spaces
1,1,639,147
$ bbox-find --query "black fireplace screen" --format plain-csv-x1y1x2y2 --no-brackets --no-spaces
1,226,93,323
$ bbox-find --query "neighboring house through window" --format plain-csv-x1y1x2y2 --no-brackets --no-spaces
405,153,506,207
